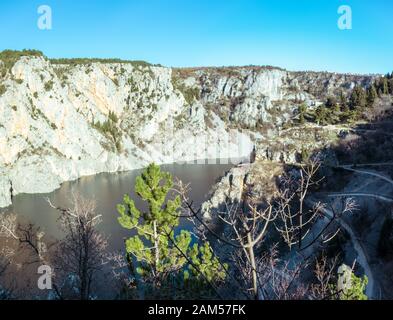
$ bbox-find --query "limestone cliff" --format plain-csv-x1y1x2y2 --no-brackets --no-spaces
0,54,376,207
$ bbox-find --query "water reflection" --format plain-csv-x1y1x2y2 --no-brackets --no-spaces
1,161,236,253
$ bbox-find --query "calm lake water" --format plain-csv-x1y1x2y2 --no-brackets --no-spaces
1,160,237,253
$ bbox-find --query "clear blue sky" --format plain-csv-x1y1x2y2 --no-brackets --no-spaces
0,0,392,74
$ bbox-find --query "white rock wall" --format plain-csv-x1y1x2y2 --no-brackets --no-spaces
0,56,374,208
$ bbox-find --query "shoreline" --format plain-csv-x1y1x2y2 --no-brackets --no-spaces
0,155,250,210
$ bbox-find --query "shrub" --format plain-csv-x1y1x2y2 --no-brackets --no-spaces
298,103,307,124
0,49,44,75
108,111,119,123
50,57,153,68
300,147,310,162
92,116,122,152
44,80,54,91
172,76,200,105
0,84,6,96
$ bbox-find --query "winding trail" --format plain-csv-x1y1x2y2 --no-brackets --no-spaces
339,163,393,167
305,164,393,299
317,162,393,299
338,165,393,186
325,193,393,203
306,197,376,299
328,165,393,202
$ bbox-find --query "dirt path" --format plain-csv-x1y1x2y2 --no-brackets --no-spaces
326,193,393,203
322,203,374,298
307,169,391,299
338,166,393,186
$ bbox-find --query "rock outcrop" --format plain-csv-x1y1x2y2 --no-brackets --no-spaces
201,162,285,223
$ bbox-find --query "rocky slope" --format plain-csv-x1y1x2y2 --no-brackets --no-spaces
0,53,376,207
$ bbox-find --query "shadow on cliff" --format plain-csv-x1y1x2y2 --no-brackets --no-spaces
203,103,393,299
286,106,393,299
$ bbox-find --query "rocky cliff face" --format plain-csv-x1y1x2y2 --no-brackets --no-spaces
0,55,376,207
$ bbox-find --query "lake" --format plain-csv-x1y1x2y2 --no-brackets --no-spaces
1,160,238,253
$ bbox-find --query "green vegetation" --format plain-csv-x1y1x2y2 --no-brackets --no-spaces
29,101,58,130
293,73,393,128
117,163,226,299
339,273,369,300
172,75,201,105
314,104,331,125
50,57,153,68
367,84,378,105
112,78,119,87
0,84,6,96
92,112,122,152
0,49,44,77
327,265,368,301
300,147,310,162
108,110,119,123
127,78,138,91
310,76,393,126
53,66,70,84
298,103,307,124
44,80,54,91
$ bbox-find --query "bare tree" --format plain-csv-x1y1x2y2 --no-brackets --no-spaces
0,245,14,299
275,158,324,250
47,194,108,300
173,161,358,301
0,213,50,299
174,179,313,300
275,158,357,252
260,248,310,300
0,213,48,263
310,254,340,300
219,199,275,300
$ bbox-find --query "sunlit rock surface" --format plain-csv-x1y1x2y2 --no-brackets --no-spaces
0,56,375,207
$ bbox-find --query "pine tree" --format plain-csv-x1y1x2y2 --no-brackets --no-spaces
298,103,307,124
350,86,367,110
382,78,389,95
388,78,393,95
325,96,337,108
367,84,378,106
333,102,341,114
376,77,389,96
339,91,350,114
184,242,227,298
350,88,358,109
117,163,226,298
315,105,328,125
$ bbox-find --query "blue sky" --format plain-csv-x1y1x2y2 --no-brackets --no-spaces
0,0,392,74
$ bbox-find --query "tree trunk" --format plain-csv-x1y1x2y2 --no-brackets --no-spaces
153,220,159,273
247,233,258,300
